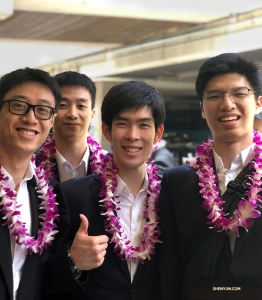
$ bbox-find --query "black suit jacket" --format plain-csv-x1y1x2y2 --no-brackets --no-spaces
45,175,159,300
157,164,262,300
0,178,69,300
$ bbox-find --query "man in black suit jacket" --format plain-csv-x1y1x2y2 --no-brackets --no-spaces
0,68,69,300
37,71,98,182
158,53,262,300
46,80,165,299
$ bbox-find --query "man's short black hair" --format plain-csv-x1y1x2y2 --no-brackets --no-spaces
196,53,262,101
101,81,165,131
54,71,96,109
0,67,61,110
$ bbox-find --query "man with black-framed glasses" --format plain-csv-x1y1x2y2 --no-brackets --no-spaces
0,99,55,120
0,68,68,300
157,53,262,300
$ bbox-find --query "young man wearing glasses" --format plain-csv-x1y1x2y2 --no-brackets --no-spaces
0,68,68,300
158,53,262,299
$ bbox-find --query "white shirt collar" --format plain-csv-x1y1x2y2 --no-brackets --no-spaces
115,172,148,197
213,143,255,173
55,146,90,170
1,161,35,190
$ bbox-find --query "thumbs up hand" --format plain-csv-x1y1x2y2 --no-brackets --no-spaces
69,214,109,271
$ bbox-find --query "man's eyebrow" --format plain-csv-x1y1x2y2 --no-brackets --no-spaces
8,95,53,106
61,97,88,103
38,99,54,106
114,116,153,122
114,116,128,121
138,117,154,122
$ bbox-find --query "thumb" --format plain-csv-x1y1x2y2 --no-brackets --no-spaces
78,214,89,236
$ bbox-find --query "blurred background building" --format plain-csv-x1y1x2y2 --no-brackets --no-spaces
1,0,262,163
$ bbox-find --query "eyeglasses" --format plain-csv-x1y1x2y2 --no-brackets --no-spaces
202,87,256,103
0,99,55,120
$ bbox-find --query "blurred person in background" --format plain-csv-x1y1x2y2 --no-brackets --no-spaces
254,112,262,132
148,138,177,178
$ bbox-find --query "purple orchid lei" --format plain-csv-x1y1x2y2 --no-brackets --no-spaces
92,142,162,263
0,157,59,254
37,133,57,179
195,130,262,237
38,134,103,176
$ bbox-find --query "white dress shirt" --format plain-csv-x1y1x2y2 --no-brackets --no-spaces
115,173,148,283
55,147,90,182
1,162,35,300
213,143,255,253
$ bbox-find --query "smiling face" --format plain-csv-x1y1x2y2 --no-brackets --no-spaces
0,81,56,158
102,106,164,177
201,73,262,148
54,85,95,143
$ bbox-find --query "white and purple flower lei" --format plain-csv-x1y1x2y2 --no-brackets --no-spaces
0,157,59,254
38,134,103,177
93,145,162,263
195,130,262,237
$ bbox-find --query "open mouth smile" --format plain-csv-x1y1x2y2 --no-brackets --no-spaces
124,147,141,153
17,129,38,136
219,116,239,122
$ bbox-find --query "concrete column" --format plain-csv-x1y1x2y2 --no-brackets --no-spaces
92,80,119,151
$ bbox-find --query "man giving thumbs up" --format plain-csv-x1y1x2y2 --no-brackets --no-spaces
70,214,109,271
44,81,165,300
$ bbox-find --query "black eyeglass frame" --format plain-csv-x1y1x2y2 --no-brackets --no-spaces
0,99,55,120
202,86,256,102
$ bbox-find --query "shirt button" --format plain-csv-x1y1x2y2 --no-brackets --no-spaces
228,174,233,179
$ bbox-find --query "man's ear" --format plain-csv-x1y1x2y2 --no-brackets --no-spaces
154,124,164,144
200,102,206,119
50,113,57,128
255,96,262,113
91,108,95,120
102,122,112,142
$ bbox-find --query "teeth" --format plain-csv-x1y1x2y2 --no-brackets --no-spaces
19,129,36,136
220,116,238,122
125,147,140,153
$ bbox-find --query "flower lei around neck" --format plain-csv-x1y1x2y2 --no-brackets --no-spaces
37,134,101,177
90,142,162,263
0,157,59,254
39,133,162,262
195,130,262,236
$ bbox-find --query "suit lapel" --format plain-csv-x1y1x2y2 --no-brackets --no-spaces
115,254,130,283
86,149,93,176
27,178,40,236
90,177,131,283
53,160,60,182
0,211,13,298
17,178,41,296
